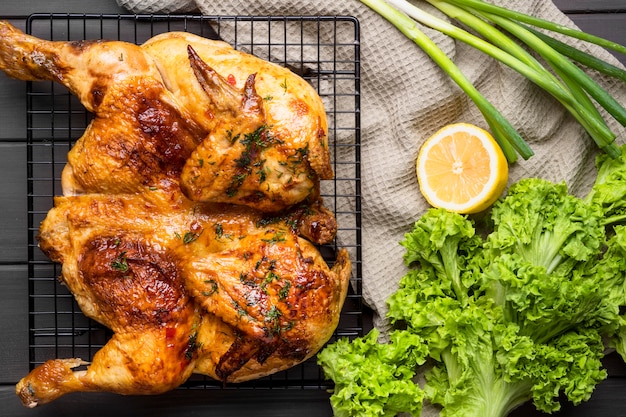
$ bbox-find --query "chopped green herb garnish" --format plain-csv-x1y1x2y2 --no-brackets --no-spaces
261,231,286,245
226,173,248,197
232,300,248,317
110,251,129,272
268,259,277,270
202,279,218,296
226,129,240,144
261,270,281,293
264,305,288,335
279,280,292,300
240,272,257,288
184,332,199,361
265,305,282,322
256,166,268,183
254,256,268,270
183,230,202,244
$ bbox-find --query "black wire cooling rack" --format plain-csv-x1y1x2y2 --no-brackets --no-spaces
26,13,362,390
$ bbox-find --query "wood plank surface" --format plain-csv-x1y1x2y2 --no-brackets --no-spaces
553,0,626,13
0,388,334,416
0,77,27,139
0,143,27,263
0,265,29,383
0,0,127,17
1,1,626,416
567,13,626,58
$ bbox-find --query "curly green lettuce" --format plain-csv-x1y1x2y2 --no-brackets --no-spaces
485,178,604,275
586,144,626,225
598,225,626,361
393,203,611,416
317,329,428,417
319,159,626,417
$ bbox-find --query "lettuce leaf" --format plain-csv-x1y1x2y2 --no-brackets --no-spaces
319,151,626,417
317,328,428,417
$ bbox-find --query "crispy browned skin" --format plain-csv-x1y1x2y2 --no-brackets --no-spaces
0,20,350,408
142,33,332,211
0,21,206,196
17,193,202,406
0,21,331,211
19,190,349,406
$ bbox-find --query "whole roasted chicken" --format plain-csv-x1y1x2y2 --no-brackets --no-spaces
0,21,350,407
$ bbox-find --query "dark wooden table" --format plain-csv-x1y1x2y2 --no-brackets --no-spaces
1,1,625,416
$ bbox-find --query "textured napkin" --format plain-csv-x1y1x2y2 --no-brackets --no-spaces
117,0,626,333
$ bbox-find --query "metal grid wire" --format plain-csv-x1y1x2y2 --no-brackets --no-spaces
26,14,362,390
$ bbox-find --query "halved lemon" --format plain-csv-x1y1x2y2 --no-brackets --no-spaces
416,123,508,214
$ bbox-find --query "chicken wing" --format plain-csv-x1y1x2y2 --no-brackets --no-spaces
142,32,332,211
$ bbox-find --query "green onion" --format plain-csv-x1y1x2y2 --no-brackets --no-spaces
524,26,626,83
473,7,624,157
447,0,626,57
360,0,626,161
360,0,530,162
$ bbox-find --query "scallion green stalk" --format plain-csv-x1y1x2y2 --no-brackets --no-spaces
445,0,626,57
360,0,529,161
361,0,533,163
423,0,613,154
389,0,618,157
472,8,623,157
523,25,626,83
360,0,626,160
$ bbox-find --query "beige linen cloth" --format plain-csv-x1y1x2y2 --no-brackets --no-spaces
116,0,626,333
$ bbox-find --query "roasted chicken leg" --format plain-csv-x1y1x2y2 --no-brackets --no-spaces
0,20,206,196
15,190,349,407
